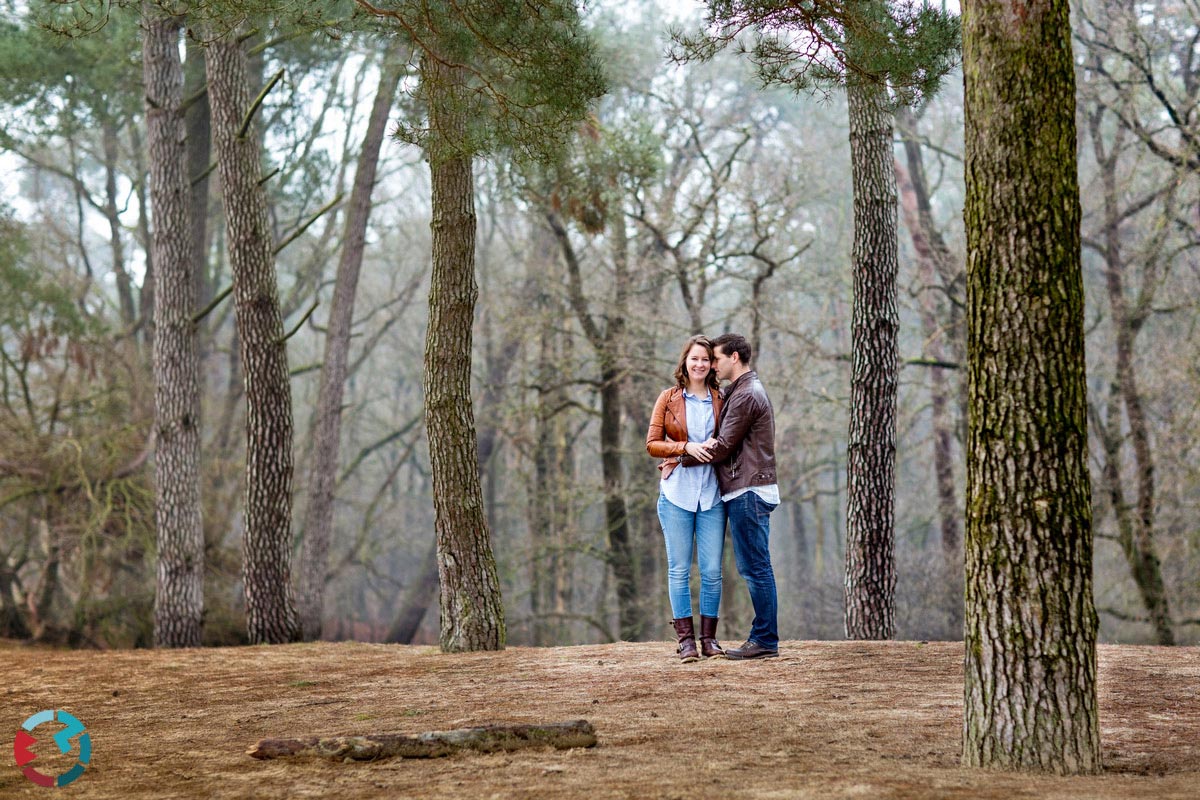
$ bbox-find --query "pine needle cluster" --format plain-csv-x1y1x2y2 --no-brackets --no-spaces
674,0,960,107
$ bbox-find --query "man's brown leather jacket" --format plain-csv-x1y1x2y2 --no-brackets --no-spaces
682,370,776,495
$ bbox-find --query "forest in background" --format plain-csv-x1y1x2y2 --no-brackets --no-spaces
0,0,1197,650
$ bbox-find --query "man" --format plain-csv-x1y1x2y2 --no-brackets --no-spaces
682,332,780,659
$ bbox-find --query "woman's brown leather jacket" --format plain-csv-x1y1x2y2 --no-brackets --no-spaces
645,386,723,482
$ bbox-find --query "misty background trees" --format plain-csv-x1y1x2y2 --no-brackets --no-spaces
0,0,1197,652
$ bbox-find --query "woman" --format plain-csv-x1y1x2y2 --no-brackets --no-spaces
645,335,726,662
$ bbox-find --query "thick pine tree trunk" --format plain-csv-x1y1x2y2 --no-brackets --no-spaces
207,34,300,645
962,0,1101,772
843,75,898,641
298,60,403,641
144,8,204,648
422,54,505,653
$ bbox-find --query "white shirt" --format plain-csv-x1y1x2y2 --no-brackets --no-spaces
721,484,781,506
661,389,722,512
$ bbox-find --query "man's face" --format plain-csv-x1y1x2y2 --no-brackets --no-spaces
713,346,737,383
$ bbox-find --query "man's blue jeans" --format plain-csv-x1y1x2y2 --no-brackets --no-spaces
726,491,779,649
657,495,725,619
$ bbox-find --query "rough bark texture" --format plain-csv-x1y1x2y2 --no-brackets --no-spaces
962,0,1101,773
844,75,899,641
298,61,402,641
422,54,505,653
206,34,299,645
144,8,204,648
248,720,597,761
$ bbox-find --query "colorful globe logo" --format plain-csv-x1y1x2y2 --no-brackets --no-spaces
13,710,91,788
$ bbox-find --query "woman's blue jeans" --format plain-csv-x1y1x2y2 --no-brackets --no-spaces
657,495,725,619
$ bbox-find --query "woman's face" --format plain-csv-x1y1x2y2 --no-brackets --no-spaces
685,344,713,385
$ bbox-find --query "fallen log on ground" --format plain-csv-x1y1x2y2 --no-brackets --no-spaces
248,720,597,761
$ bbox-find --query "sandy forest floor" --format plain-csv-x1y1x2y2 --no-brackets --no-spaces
1,639,1197,799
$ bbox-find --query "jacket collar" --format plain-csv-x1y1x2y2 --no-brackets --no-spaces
723,370,756,397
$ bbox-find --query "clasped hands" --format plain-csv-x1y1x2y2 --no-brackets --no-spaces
683,439,719,463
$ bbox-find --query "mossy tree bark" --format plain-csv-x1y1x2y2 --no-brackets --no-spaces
844,66,899,641
143,7,203,648
962,0,1101,773
422,53,505,653
207,32,299,645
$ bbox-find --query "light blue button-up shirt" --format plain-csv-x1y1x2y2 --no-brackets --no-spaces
661,389,722,512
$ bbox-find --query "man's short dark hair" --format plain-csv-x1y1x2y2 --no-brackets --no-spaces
712,333,752,365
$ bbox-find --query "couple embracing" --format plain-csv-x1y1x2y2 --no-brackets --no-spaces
646,332,780,663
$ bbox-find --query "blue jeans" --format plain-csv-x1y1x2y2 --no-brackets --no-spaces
726,491,779,648
657,495,725,619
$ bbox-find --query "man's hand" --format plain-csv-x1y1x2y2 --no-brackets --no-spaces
684,441,714,463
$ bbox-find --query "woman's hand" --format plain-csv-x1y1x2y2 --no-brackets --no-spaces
685,441,714,463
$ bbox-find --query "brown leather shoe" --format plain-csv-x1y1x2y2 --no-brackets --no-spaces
724,639,779,660
699,615,724,658
672,618,700,663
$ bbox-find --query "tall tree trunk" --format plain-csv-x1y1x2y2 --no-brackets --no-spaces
599,360,638,639
547,211,641,641
422,53,505,653
1088,115,1174,646
298,59,402,641
527,319,579,647
185,36,214,328
527,220,560,645
207,33,299,645
843,72,898,641
896,109,968,443
962,0,1101,772
894,156,963,638
144,8,204,648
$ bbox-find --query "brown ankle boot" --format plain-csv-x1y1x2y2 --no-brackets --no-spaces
699,615,724,658
672,618,699,663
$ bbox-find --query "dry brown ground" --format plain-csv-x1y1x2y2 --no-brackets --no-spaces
1,639,1197,799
